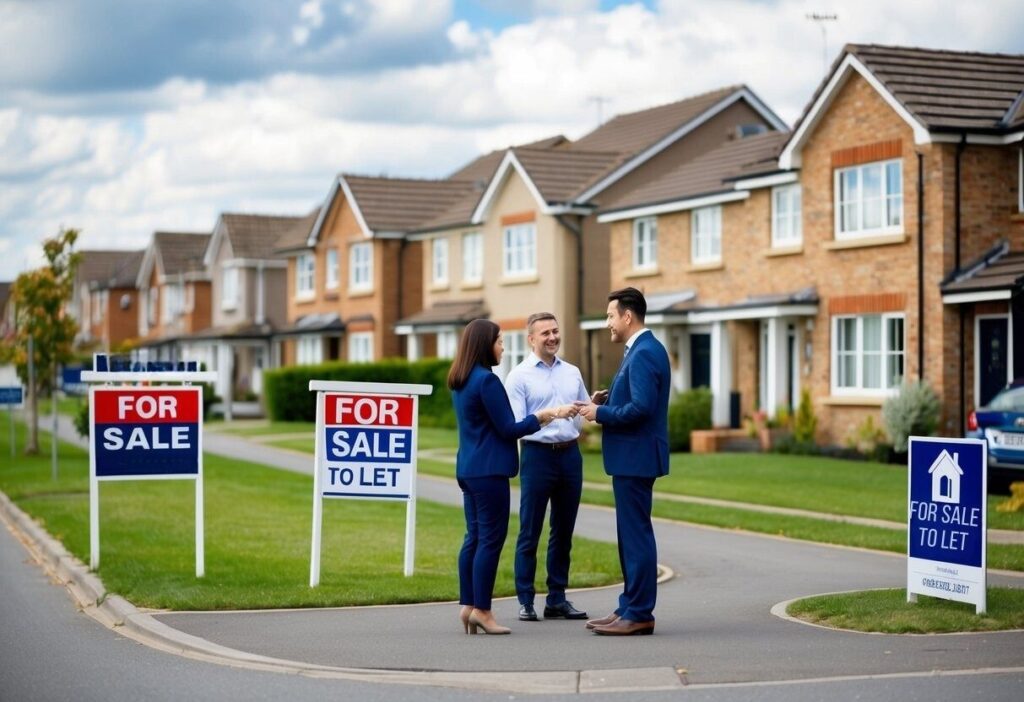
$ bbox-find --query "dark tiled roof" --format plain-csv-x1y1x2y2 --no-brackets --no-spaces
512,147,628,204
397,299,487,327
76,250,145,289
941,241,1024,295
571,86,746,155
447,135,570,183
274,208,320,252
154,232,210,275
220,214,307,259
343,175,478,233
275,312,345,336
601,131,790,213
185,322,274,340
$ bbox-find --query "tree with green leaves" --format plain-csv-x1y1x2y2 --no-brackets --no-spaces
10,228,80,454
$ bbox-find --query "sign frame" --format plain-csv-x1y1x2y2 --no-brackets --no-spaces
308,379,433,587
0,386,24,459
906,436,987,614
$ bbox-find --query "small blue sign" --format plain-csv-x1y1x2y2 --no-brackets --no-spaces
62,366,87,395
0,387,24,405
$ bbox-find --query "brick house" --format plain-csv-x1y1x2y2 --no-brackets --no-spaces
598,44,1024,444
70,250,144,351
275,176,474,365
401,87,787,383
135,231,212,361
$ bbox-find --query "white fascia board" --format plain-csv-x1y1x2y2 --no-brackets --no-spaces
597,191,749,224
578,88,788,203
395,323,458,335
224,258,287,269
374,231,406,240
579,318,609,330
931,131,1024,145
779,54,931,171
546,205,593,215
394,324,414,335
203,216,227,267
306,178,340,247
732,171,798,191
942,290,1012,305
472,151,548,224
687,304,819,324
135,243,157,289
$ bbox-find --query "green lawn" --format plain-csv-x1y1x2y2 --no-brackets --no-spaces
1,423,621,610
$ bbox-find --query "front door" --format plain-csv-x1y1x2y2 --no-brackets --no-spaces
691,333,711,389
978,316,1008,406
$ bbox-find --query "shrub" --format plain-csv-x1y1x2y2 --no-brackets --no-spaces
882,379,941,453
262,358,454,427
846,414,893,463
74,400,89,438
667,387,712,452
793,388,817,444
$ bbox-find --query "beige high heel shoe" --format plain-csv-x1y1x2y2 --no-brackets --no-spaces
459,605,473,634
468,609,511,635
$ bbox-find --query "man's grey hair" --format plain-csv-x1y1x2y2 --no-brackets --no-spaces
526,312,557,333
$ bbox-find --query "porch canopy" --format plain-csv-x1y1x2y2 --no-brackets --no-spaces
394,299,487,336
941,240,1024,305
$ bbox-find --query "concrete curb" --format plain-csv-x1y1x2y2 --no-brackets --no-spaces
0,490,682,694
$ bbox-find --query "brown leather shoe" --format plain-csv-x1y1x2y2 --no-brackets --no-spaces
592,618,654,636
585,612,620,630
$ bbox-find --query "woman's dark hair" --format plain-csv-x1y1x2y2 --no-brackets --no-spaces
447,318,500,390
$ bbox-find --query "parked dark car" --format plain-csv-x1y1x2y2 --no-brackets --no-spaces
967,380,1024,478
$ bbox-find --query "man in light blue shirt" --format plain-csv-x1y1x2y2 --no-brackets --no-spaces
505,312,590,622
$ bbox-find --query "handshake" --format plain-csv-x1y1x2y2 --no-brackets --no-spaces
534,389,608,426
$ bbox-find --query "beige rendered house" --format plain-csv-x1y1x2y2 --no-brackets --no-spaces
401,86,787,384
597,44,1024,444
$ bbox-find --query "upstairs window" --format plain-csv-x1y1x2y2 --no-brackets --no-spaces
350,242,373,291
772,185,802,247
496,330,527,380
691,206,721,264
222,266,239,310
632,217,658,270
296,253,315,298
462,232,482,283
432,238,449,286
503,223,536,277
325,249,339,290
835,159,902,238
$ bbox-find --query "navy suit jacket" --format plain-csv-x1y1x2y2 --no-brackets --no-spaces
452,365,542,479
596,330,671,478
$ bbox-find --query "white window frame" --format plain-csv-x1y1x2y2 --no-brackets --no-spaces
834,158,903,239
432,238,449,286
1018,148,1023,213
348,332,374,363
92,290,107,324
496,330,527,381
830,313,905,396
771,184,802,248
502,223,536,277
632,216,658,270
691,206,722,265
462,232,482,284
147,286,158,327
296,253,315,299
350,242,373,292
325,248,339,290
437,330,457,359
161,284,182,323
221,266,239,311
296,335,322,365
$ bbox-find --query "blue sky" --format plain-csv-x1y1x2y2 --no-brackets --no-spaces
1,0,1021,280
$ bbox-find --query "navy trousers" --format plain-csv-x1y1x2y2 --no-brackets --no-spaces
514,443,583,606
457,476,510,611
612,475,658,622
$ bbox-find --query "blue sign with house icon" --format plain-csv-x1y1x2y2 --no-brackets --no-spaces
907,437,987,612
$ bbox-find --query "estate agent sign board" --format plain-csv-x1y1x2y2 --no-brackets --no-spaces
907,436,987,614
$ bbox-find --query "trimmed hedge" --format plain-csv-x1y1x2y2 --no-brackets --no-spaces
263,358,455,427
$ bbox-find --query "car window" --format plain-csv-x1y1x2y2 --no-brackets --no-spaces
989,386,1024,411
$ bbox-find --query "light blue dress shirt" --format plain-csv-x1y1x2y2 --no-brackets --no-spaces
505,352,590,443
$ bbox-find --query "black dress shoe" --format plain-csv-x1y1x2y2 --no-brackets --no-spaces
543,601,588,619
519,604,538,621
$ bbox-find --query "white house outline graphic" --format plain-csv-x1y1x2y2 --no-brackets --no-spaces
927,450,963,504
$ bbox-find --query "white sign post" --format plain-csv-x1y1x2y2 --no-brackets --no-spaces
308,379,433,587
82,358,216,577
907,436,987,614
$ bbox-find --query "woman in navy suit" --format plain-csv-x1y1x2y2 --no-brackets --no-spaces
448,319,576,635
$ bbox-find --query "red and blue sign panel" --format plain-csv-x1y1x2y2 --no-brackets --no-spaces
319,393,415,499
92,387,201,478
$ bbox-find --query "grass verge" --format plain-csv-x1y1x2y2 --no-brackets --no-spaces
1,423,621,610
786,587,1024,633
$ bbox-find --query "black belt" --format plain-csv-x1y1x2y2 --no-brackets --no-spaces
523,439,579,451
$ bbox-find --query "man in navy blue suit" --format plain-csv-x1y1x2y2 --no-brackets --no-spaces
577,287,670,635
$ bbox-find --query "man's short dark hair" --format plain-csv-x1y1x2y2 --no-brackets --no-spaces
608,287,647,322
526,312,557,332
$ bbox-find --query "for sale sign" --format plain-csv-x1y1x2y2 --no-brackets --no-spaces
91,387,201,479
907,437,987,613
320,393,415,499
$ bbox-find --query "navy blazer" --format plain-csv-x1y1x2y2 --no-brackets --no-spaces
596,330,671,478
452,364,542,479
